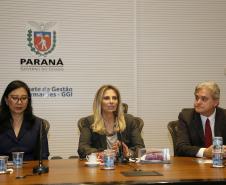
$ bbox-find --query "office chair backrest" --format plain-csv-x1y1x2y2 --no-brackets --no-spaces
134,116,144,133
42,119,63,160
51,156,63,160
42,119,50,134
68,155,79,159
77,117,86,132
167,120,179,156
77,103,129,132
121,103,144,133
122,103,128,113
77,103,145,134
78,115,144,133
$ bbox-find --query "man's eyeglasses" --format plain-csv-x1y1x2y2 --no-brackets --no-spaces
9,95,29,103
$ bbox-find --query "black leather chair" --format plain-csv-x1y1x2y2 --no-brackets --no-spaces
77,117,86,132
77,103,126,130
134,116,144,133
122,103,128,113
42,119,50,134
167,120,179,156
68,155,79,159
51,156,63,160
78,115,144,133
42,119,62,160
78,102,129,132
77,103,144,133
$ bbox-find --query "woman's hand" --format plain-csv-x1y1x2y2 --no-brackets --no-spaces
121,142,130,157
112,140,130,157
97,152,104,163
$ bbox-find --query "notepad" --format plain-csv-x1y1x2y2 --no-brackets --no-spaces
121,170,163,176
140,159,171,164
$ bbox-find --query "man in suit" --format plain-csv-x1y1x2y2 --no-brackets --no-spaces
176,81,226,158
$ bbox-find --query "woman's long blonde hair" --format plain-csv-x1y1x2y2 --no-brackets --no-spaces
92,85,126,134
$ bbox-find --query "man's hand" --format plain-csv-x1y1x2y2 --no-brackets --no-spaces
203,145,213,158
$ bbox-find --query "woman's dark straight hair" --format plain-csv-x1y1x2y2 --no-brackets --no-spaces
0,80,34,129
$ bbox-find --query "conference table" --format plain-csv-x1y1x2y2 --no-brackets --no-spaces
1,157,226,185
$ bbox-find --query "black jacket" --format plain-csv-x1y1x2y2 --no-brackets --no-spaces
0,116,49,160
176,107,226,157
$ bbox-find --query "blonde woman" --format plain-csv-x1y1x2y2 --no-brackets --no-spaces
78,85,145,159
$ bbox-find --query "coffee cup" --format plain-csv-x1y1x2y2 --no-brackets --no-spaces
12,152,24,168
86,153,97,163
0,156,8,172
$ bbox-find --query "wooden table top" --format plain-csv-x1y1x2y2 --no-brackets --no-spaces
1,157,226,185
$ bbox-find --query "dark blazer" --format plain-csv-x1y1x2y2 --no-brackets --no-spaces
176,107,226,157
77,114,145,158
0,116,49,160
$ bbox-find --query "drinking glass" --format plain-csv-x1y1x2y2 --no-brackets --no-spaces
12,152,24,168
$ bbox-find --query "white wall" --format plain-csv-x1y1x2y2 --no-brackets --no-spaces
0,0,226,158
136,0,226,153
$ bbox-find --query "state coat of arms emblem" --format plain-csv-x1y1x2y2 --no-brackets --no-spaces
27,21,56,56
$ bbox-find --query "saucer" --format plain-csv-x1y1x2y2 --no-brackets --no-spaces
0,168,13,175
85,162,100,167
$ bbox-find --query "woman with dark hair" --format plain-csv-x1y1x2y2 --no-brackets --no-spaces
0,80,49,160
77,85,145,159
